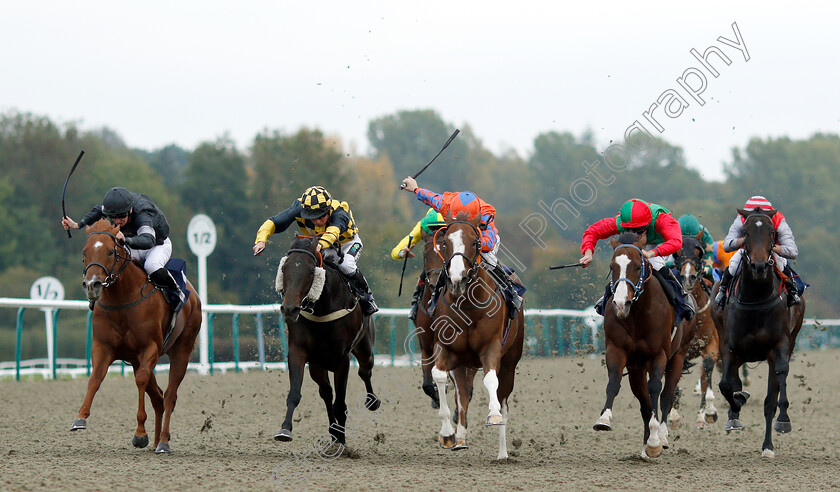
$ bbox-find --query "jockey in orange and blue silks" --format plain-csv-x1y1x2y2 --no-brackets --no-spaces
400,177,523,317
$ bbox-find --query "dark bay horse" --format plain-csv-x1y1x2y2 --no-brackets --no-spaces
713,208,806,458
430,212,524,460
414,228,446,408
593,232,692,459
71,219,201,454
274,235,380,446
671,233,720,429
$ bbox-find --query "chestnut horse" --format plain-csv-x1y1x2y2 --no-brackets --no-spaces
671,233,720,429
712,208,806,458
274,235,380,446
70,219,201,454
430,212,524,460
593,232,692,459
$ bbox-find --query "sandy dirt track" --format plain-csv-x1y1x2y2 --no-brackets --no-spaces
1,350,838,491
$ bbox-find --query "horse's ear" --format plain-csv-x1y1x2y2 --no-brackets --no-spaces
634,233,648,248
765,209,778,218
695,229,704,242
445,209,453,223
470,214,481,227
736,208,750,218
609,237,619,249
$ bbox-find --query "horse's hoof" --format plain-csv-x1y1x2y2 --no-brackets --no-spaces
593,422,612,431
645,444,663,458
365,393,381,412
452,437,468,450
439,434,456,449
154,442,172,454
132,434,149,449
274,429,293,442
725,419,743,433
430,399,440,410
485,414,504,426
69,418,87,431
733,391,750,406
667,418,681,430
705,412,718,424
762,448,776,458
774,420,792,434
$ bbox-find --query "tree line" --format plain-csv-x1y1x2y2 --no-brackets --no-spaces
0,109,833,324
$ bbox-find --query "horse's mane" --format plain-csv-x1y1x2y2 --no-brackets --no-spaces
289,235,316,250
454,211,471,221
89,218,118,234
617,231,643,245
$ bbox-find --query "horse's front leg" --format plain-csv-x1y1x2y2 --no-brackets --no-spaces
451,366,473,450
627,366,658,459
659,350,685,449
71,340,114,431
330,359,350,445
275,349,307,442
719,349,747,432
432,344,456,449
643,352,667,457
594,345,627,431
145,371,164,448
698,354,718,426
131,345,160,449
760,357,782,458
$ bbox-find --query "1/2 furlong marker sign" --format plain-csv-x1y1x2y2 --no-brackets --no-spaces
187,214,216,375
30,276,64,379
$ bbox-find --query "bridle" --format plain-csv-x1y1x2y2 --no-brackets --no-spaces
674,236,704,288
435,220,483,285
742,213,776,268
610,243,651,303
423,235,445,285
280,235,326,313
83,230,132,287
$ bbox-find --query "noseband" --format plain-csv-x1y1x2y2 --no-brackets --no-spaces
436,220,483,284
610,243,650,302
743,213,776,267
83,230,132,287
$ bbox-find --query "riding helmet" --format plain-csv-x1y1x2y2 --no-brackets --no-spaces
102,187,133,217
299,186,332,219
618,199,652,229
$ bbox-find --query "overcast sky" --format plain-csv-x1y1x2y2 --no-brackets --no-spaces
2,2,836,182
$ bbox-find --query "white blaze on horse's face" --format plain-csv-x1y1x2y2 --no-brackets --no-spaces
93,241,104,249
612,254,632,318
448,229,467,288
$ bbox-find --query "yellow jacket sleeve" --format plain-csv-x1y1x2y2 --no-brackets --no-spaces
255,219,276,244
390,221,423,260
319,226,341,250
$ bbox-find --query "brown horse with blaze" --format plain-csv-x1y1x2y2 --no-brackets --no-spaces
70,219,201,454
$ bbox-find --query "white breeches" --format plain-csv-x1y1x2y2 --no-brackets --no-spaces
129,237,172,275
322,235,363,275
727,250,787,275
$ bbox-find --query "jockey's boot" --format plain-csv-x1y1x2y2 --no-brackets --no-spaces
488,264,523,319
594,283,611,316
150,268,186,328
782,265,802,307
653,267,694,321
349,269,379,316
408,275,425,321
715,269,733,307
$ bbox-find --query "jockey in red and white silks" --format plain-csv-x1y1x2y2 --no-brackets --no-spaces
722,195,798,275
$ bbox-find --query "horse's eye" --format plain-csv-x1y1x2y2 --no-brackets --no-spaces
108,250,115,257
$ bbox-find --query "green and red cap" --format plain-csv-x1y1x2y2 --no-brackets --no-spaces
618,199,652,228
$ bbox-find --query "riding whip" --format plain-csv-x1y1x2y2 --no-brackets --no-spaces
61,150,85,238
397,236,412,297
400,129,460,190
548,262,585,270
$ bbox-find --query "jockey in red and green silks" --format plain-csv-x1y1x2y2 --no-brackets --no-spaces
579,198,694,321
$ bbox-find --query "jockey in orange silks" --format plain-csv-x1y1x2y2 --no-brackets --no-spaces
400,177,523,317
